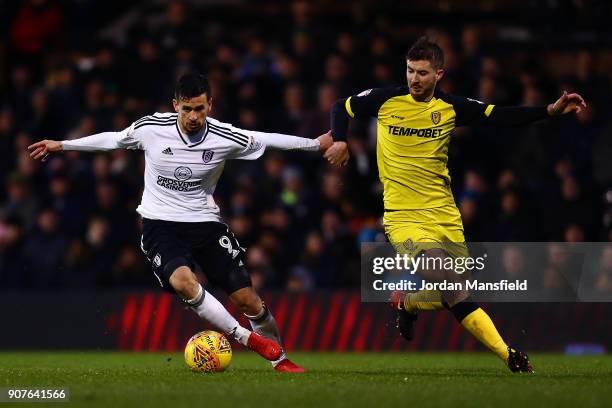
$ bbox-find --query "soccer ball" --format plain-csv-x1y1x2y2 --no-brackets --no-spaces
184,330,232,372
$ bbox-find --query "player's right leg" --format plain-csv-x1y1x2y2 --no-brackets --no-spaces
384,213,450,341
193,222,302,372
229,286,305,372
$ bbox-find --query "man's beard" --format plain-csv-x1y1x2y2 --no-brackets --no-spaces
183,122,203,135
410,84,434,101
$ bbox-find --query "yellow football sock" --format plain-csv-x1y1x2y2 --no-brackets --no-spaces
403,290,445,313
460,308,509,361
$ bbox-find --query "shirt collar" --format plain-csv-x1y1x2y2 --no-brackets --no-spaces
175,120,209,148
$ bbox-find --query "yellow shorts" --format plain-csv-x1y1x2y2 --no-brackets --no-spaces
383,205,468,259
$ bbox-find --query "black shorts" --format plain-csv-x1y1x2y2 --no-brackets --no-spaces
140,218,251,294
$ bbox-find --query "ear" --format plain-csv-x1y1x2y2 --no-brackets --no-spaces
172,98,179,113
206,97,213,114
435,69,445,82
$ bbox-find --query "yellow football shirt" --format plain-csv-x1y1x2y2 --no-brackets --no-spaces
345,86,495,210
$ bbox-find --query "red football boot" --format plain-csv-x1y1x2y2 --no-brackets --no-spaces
246,332,282,361
274,359,305,373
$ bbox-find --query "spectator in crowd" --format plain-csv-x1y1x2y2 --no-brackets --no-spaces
21,208,68,287
596,246,612,292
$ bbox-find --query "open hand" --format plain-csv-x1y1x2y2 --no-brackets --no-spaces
27,140,63,161
547,91,587,115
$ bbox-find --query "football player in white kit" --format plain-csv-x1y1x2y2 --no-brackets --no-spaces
29,73,333,372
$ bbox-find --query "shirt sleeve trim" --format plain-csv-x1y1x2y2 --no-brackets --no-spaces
345,97,355,118
485,104,495,117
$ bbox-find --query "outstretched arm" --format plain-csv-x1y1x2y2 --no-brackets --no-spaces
248,129,330,152
61,131,129,151
457,91,587,127
28,127,143,161
487,92,586,126
227,125,332,161
483,105,549,126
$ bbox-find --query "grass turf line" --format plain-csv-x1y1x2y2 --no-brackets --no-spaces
1,352,611,408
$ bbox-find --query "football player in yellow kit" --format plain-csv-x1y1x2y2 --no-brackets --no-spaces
327,37,586,373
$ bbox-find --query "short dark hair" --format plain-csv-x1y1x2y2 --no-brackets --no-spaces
405,37,444,69
175,73,211,101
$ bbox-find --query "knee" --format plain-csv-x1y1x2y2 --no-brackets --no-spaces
169,266,200,299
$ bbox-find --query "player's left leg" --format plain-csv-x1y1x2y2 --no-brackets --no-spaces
199,222,304,372
228,287,305,373
397,247,533,372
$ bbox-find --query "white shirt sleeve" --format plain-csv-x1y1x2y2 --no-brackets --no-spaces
229,126,320,160
62,124,143,151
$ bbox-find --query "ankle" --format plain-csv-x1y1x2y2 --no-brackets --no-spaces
232,326,251,346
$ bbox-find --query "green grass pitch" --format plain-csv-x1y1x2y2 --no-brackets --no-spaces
1,352,611,408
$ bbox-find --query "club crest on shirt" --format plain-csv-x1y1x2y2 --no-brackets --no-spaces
403,239,416,253
174,166,193,181
202,150,214,163
431,111,441,125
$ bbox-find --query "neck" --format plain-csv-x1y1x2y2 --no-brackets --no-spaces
412,90,435,102
178,121,203,137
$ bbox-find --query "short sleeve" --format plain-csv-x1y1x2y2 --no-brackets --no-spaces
346,87,407,119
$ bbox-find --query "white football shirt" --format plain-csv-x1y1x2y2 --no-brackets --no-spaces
62,113,319,222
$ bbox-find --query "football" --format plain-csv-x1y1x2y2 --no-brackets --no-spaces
184,330,232,372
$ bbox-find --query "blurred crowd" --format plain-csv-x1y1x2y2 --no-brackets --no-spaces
1,0,612,292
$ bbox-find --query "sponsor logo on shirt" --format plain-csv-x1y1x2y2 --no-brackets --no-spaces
157,175,200,191
174,166,193,181
387,125,444,138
